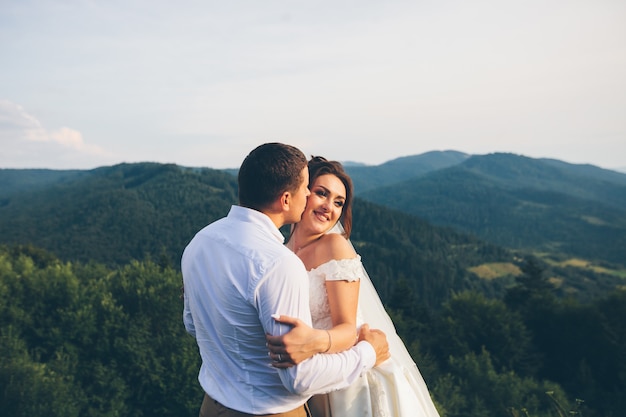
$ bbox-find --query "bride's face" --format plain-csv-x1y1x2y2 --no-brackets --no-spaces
302,174,346,234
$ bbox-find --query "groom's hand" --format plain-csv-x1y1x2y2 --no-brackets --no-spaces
358,324,390,366
266,315,328,368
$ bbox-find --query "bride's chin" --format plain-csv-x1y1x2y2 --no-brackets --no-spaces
309,222,329,235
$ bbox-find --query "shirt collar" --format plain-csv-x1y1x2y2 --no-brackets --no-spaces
227,205,285,243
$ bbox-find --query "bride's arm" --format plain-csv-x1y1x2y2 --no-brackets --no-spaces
267,280,359,368
322,233,361,354
267,236,362,366
324,279,360,352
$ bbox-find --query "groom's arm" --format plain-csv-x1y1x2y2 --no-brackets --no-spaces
258,256,389,396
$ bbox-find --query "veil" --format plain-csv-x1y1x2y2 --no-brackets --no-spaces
328,222,440,416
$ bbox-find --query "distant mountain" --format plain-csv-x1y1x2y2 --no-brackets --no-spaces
344,150,470,193
539,159,626,188
358,153,626,266
0,168,85,200
340,161,369,167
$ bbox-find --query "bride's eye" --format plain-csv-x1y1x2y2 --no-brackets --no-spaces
315,190,327,197
335,200,344,208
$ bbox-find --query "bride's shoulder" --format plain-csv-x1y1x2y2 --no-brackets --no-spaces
319,233,356,261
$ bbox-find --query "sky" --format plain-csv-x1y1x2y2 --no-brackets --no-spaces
1,0,625,171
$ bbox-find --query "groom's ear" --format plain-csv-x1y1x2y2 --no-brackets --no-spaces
279,191,291,211
265,192,290,214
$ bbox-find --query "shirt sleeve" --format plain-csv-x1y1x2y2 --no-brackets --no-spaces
182,285,195,336
256,254,376,396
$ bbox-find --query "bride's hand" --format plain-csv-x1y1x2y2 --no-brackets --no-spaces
266,315,329,368
358,324,390,366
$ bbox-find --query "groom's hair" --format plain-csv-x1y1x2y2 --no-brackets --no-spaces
238,142,308,210
308,156,354,238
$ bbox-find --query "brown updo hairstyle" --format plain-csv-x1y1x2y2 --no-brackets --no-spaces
307,156,354,238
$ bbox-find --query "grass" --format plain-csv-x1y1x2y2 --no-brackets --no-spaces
542,256,626,279
468,262,522,280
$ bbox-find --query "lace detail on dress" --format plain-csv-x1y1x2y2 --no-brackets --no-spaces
311,256,363,282
367,369,392,417
308,257,363,330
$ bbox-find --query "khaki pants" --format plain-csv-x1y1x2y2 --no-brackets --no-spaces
199,393,308,417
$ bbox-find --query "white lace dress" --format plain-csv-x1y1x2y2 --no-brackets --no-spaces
307,256,440,417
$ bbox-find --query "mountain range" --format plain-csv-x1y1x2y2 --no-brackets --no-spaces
1,150,624,306
348,152,626,266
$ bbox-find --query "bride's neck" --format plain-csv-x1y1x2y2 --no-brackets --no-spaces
290,230,323,253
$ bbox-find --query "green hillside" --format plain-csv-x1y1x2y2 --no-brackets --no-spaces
351,199,513,308
0,163,237,266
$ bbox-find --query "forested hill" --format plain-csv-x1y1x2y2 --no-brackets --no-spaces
358,153,626,267
0,163,237,267
0,162,514,309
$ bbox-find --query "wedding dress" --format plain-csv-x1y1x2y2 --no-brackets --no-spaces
306,224,440,417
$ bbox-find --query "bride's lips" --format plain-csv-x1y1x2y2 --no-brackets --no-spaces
312,210,329,222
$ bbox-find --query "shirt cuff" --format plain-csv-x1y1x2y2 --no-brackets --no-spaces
355,340,376,369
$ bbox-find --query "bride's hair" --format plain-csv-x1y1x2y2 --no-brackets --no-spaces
308,156,354,238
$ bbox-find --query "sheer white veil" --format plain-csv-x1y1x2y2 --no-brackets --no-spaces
328,222,440,416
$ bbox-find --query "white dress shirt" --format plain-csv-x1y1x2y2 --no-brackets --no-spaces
182,205,376,415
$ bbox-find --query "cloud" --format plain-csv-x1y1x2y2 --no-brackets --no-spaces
0,100,46,142
0,99,115,169
48,127,106,156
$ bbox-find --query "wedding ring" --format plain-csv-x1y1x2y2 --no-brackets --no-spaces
277,353,282,362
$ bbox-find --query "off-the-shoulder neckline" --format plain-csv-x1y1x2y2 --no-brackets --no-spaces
307,255,361,273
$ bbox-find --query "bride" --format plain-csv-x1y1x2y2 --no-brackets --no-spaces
266,156,440,417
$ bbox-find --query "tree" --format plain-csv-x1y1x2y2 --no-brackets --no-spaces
434,348,572,417
436,291,536,375
505,256,555,312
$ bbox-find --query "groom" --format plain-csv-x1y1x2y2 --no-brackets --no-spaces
182,142,389,417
